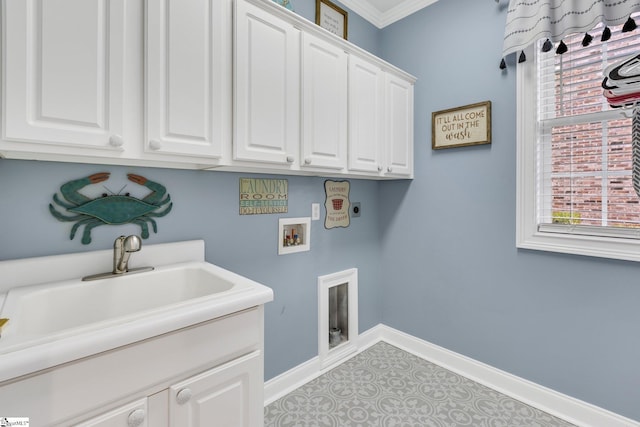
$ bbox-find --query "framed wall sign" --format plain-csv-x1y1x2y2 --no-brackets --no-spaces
432,101,491,149
316,0,348,39
324,180,350,229
239,178,288,215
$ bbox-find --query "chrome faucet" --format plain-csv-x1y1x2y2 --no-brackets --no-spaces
113,235,142,274
82,235,153,281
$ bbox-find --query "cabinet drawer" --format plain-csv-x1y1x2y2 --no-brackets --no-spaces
0,307,262,426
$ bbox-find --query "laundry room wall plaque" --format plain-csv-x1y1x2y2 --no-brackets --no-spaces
324,180,350,229
432,101,491,149
239,178,288,215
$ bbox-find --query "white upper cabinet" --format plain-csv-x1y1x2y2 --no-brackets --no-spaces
385,73,414,177
145,0,231,161
1,0,127,157
233,0,300,166
1,0,415,179
348,55,385,174
301,32,348,171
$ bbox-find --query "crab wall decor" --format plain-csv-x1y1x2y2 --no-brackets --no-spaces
49,173,173,244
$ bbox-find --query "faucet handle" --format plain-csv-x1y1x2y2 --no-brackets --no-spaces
123,235,142,253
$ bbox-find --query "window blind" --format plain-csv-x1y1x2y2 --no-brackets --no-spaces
536,18,640,237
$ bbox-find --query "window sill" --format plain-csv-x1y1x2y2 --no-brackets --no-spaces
516,229,640,262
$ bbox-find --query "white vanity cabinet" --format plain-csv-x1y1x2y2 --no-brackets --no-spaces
233,0,301,167
75,399,149,427
1,0,128,159
76,351,261,427
168,351,262,426
0,307,266,427
145,0,232,163
300,32,348,171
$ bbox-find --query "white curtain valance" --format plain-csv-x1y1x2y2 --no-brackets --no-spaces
502,0,640,59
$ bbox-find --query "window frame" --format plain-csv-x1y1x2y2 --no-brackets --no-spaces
516,46,640,262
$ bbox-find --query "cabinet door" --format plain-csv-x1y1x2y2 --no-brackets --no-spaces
385,73,414,177
169,351,263,427
348,55,384,174
1,0,126,155
146,0,231,160
74,398,148,427
301,33,348,170
234,0,300,165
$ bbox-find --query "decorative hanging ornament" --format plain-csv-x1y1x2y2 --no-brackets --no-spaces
556,40,568,55
499,58,506,69
622,16,637,32
601,26,612,41
518,51,526,63
541,39,553,52
582,32,593,46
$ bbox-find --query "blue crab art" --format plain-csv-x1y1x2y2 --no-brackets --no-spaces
49,173,173,244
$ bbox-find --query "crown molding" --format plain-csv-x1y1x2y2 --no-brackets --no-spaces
338,0,439,29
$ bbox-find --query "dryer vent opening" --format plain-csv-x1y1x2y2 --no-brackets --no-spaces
318,268,358,368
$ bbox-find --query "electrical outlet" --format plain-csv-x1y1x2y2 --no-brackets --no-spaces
312,203,320,220
352,202,361,218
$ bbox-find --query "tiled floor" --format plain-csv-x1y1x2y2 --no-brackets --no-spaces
264,341,575,427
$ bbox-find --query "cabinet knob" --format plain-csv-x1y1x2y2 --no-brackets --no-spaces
286,155,295,163
304,158,312,165
127,409,145,427
387,166,393,173
149,140,162,151
109,134,124,147
176,387,192,405
377,165,383,172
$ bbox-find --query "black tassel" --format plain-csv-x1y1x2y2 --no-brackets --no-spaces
582,32,593,47
601,26,612,41
542,39,553,52
556,40,568,54
499,58,506,70
518,51,526,63
622,16,637,32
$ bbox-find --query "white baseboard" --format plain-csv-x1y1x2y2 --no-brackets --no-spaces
376,325,639,427
265,323,639,427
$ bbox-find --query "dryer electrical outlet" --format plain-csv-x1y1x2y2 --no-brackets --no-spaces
351,202,361,218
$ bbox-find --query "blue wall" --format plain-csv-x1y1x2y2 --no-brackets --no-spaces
378,0,640,421
2,0,640,422
0,160,382,380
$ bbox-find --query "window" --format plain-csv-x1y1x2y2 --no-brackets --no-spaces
517,19,640,261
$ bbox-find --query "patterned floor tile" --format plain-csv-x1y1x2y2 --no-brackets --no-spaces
264,342,575,427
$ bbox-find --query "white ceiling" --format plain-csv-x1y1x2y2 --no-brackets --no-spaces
338,0,438,28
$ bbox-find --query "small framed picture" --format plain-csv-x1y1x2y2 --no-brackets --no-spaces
315,0,348,39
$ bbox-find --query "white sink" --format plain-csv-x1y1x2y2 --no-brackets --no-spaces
1,262,242,337
0,241,273,383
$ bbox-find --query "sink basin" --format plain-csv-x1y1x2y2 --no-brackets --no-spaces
0,261,259,348
0,240,273,385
